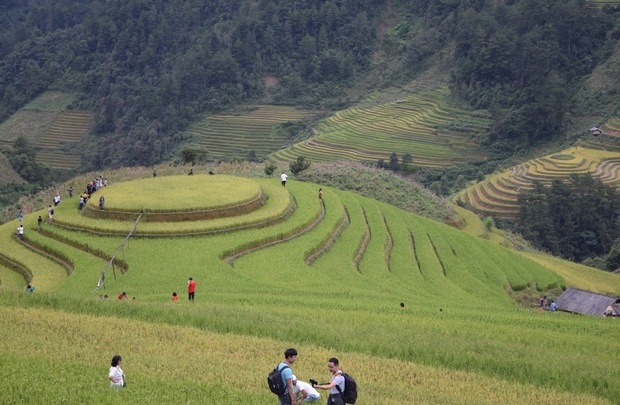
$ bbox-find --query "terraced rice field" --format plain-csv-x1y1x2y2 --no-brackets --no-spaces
579,116,620,152
457,146,620,219
270,87,491,166
587,0,620,6
0,92,91,170
1,173,619,403
34,111,92,169
601,116,620,136
185,105,316,161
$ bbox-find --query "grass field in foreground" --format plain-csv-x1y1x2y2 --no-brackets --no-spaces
1,173,619,403
0,305,611,405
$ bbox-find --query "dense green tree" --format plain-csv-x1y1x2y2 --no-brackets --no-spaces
517,175,620,263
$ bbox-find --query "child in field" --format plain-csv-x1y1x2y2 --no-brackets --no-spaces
172,292,179,302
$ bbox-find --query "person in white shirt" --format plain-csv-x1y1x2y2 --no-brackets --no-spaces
292,375,320,402
109,355,125,389
281,173,288,187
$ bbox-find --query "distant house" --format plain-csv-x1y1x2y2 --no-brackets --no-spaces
589,127,602,136
555,288,620,317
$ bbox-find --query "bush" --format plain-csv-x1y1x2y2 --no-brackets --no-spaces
289,156,310,175
264,163,277,176
483,216,495,231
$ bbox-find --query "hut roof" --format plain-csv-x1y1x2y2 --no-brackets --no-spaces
555,288,620,316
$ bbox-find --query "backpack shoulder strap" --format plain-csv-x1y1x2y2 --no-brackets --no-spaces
334,371,344,395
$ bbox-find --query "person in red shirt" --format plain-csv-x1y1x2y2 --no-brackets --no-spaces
187,278,196,301
172,292,179,302
118,292,127,300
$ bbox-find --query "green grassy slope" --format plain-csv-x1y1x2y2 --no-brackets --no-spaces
1,174,619,403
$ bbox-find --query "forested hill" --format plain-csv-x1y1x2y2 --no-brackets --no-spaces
0,0,618,169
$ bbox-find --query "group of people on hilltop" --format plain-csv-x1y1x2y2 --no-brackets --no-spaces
78,175,107,211
15,175,109,242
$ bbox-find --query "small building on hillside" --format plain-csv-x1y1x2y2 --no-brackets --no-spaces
555,288,620,317
589,127,602,136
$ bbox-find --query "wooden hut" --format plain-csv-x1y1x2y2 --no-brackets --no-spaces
555,288,620,316
589,127,602,136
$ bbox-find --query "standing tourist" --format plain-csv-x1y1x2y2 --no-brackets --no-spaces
99,195,105,211
281,172,288,187
276,348,298,405
16,224,24,240
313,358,345,405
109,355,125,390
188,277,196,301
17,210,23,223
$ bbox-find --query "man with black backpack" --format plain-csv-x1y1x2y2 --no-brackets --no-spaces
268,348,298,405
312,357,357,405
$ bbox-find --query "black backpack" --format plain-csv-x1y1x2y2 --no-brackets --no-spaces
267,364,289,396
335,371,358,404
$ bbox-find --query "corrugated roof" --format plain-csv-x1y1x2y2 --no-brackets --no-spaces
555,288,620,316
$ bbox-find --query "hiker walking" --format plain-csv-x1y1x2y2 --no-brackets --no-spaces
37,215,42,230
99,195,105,211
67,186,73,198
17,210,23,223
16,224,24,240
48,205,54,222
281,172,288,187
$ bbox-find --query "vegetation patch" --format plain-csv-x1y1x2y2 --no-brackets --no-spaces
550,153,575,160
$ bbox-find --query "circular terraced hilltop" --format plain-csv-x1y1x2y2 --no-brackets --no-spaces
86,175,261,212
82,175,267,222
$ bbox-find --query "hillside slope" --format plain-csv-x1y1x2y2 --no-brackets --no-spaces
1,173,619,402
